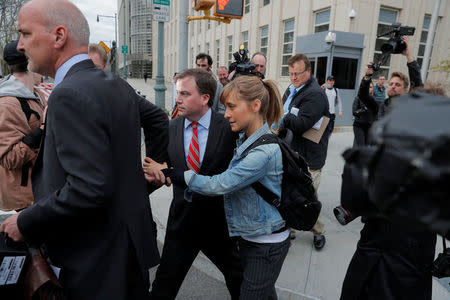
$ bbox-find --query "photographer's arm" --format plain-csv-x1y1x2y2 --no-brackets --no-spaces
401,36,423,89
357,65,379,113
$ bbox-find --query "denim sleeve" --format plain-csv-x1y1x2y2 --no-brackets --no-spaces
185,144,278,196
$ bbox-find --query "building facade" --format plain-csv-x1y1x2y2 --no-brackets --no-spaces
153,0,448,90
118,0,153,78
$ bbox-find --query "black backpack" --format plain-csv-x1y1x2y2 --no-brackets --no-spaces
243,129,322,231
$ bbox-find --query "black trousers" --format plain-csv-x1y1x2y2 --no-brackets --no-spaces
340,218,436,300
328,113,336,135
150,197,242,299
238,237,290,300
353,125,370,147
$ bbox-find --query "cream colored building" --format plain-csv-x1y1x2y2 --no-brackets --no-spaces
153,0,449,89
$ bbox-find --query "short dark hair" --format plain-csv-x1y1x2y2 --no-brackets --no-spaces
195,53,213,66
174,69,216,107
287,53,311,70
378,74,386,80
8,61,28,74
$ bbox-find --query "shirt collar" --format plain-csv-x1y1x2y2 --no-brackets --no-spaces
54,54,90,87
236,122,271,157
290,83,305,94
184,108,212,130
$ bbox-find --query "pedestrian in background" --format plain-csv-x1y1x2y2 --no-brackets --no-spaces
0,40,46,211
321,75,342,134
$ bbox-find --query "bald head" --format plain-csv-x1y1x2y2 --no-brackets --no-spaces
22,0,89,47
17,0,90,76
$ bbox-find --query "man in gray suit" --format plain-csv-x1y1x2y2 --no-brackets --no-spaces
145,68,242,299
1,1,159,298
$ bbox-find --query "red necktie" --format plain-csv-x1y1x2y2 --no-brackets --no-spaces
187,122,200,173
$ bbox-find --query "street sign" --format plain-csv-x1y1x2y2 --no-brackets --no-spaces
153,0,170,22
121,45,128,54
98,41,110,54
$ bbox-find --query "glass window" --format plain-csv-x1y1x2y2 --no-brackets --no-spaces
244,0,250,14
281,19,295,76
242,31,249,50
207,20,211,30
263,0,270,6
216,40,220,70
228,36,233,66
315,9,330,33
316,57,328,86
373,8,398,78
206,42,210,55
260,26,269,56
332,57,358,89
378,9,398,24
417,15,439,79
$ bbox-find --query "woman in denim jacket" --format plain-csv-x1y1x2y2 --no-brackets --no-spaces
156,76,290,299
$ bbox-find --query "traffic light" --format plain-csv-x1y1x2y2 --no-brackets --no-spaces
214,0,243,19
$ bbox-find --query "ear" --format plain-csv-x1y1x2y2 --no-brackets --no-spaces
252,99,262,112
200,93,210,106
53,25,69,49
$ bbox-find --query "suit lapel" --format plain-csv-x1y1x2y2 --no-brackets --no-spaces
174,117,187,170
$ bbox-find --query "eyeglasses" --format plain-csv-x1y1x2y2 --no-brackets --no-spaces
288,69,308,77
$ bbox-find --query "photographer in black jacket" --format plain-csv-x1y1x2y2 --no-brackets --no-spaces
340,36,437,300
352,80,378,146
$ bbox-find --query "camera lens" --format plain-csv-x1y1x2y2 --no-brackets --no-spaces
333,206,356,225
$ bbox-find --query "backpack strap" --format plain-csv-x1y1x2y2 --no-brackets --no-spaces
16,97,40,187
334,87,339,106
16,97,41,122
241,133,282,208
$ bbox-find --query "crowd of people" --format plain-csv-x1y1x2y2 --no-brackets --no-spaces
0,0,447,299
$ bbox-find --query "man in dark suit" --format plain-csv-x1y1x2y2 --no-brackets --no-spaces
144,68,242,299
0,0,159,298
281,54,330,249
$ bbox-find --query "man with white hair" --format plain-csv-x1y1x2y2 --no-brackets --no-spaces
0,1,159,298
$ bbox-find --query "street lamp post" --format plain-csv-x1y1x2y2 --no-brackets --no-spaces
97,13,118,74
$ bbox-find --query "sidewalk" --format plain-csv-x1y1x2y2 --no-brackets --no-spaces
148,130,449,300
126,78,174,113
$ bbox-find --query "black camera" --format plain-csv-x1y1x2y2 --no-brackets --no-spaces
369,23,416,71
432,247,450,279
228,45,256,79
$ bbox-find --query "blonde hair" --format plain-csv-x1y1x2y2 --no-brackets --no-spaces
220,76,282,129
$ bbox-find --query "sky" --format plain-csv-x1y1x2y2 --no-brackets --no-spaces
71,0,118,47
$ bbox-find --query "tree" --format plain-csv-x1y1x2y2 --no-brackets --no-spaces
0,0,25,76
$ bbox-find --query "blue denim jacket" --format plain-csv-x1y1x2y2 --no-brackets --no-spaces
185,123,285,237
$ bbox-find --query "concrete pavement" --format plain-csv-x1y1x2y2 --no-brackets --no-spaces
148,130,449,300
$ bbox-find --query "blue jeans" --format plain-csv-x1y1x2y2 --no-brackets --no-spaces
238,237,290,299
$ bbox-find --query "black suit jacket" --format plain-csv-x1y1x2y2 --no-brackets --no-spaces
167,111,236,231
282,76,330,170
18,60,159,299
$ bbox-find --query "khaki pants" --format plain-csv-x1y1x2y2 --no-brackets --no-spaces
309,168,325,236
